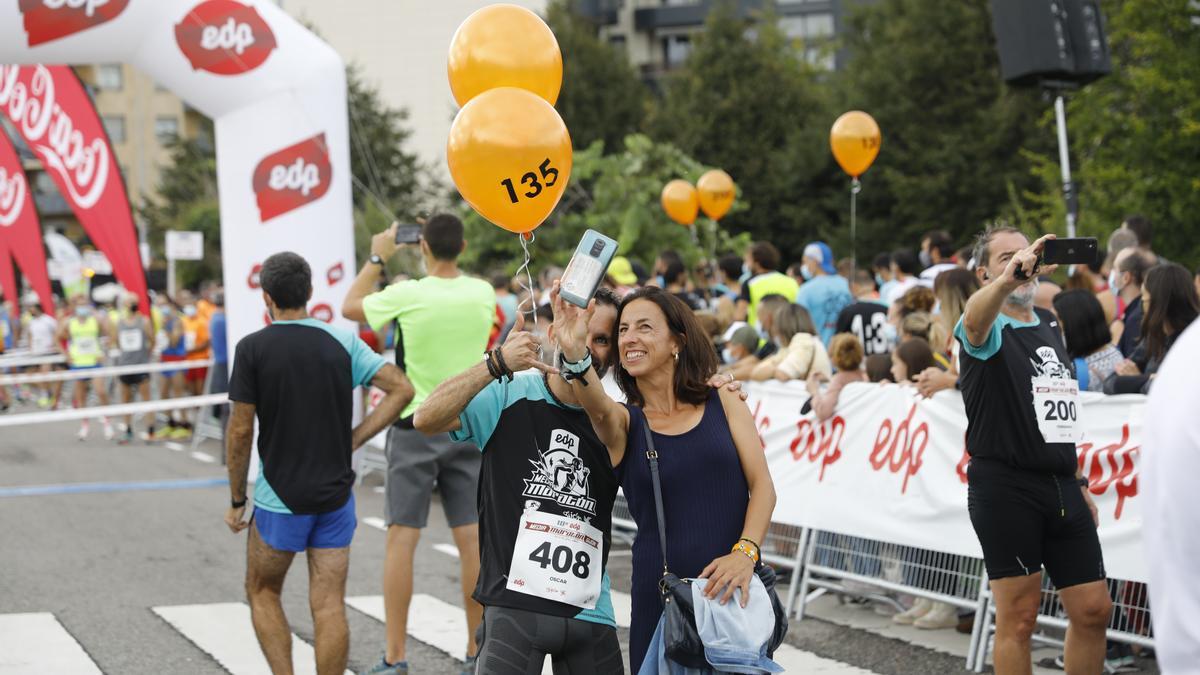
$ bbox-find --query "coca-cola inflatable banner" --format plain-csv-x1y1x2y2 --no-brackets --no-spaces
19,0,132,47
747,381,1148,582
174,0,277,75
0,128,56,314
0,65,147,313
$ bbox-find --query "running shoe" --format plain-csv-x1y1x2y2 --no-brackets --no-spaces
77,421,89,441
36,396,51,409
914,601,959,629
461,655,477,675
892,597,932,625
150,426,175,442
103,422,115,441
361,657,408,674
168,426,192,440
118,429,134,445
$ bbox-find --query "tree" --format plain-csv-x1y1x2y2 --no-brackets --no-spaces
459,134,751,277
1025,0,1200,267
143,66,434,287
547,0,648,151
650,1,837,263
837,0,1050,258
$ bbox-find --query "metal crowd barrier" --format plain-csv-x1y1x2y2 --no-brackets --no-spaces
608,496,1155,670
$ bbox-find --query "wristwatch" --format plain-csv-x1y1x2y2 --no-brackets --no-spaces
231,497,247,509
368,254,385,267
1077,477,1089,489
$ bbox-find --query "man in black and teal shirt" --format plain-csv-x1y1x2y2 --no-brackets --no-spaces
414,290,626,674
957,227,1111,675
225,252,413,675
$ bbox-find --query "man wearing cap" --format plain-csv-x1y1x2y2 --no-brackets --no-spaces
606,256,639,298
796,242,854,346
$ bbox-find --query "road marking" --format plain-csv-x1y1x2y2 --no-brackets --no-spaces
165,442,185,452
190,451,216,464
772,644,880,674
362,517,386,531
153,603,351,675
433,543,460,558
0,613,102,674
348,594,469,661
0,477,228,498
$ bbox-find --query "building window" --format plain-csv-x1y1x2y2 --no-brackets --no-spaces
662,34,692,68
780,14,836,40
96,64,123,91
102,115,126,143
155,116,180,142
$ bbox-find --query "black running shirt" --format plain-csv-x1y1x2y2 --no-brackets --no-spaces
228,319,386,514
955,307,1078,475
837,301,890,356
451,373,617,627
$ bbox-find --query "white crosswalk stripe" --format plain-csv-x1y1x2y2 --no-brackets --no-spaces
153,602,352,675
0,613,102,675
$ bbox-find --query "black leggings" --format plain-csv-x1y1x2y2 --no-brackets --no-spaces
476,605,624,675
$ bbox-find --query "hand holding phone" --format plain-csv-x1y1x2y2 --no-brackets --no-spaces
394,224,422,245
559,229,619,308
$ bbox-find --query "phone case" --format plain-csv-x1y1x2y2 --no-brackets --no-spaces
560,229,618,308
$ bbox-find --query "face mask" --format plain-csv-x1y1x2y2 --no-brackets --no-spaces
875,274,885,288
655,275,665,288
721,347,734,364
74,306,91,317
801,266,814,281
932,300,941,315
882,322,898,345
1108,270,1123,295
183,305,197,317
919,250,933,268
742,263,751,278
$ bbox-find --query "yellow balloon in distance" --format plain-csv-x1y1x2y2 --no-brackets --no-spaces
447,4,563,107
697,169,736,221
447,87,573,235
661,180,699,226
830,111,882,178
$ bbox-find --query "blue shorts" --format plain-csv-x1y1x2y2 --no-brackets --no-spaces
253,493,357,552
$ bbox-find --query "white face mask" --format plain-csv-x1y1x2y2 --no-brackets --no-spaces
722,347,734,364
1109,270,1124,295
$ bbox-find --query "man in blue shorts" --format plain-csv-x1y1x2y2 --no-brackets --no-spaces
225,252,414,675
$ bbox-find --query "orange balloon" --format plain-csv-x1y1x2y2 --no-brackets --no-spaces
448,4,563,107
661,180,699,226
697,169,736,221
830,111,882,178
447,87,573,234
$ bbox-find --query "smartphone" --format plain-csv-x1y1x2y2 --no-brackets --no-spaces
559,229,619,308
1042,237,1099,266
394,224,421,245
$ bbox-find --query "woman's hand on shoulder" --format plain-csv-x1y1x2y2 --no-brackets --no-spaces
700,551,756,607
707,372,748,401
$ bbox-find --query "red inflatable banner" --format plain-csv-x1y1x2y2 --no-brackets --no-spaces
0,64,146,313
0,130,55,314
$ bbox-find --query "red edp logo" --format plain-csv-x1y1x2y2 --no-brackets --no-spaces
252,134,331,222
174,0,277,76
19,0,131,46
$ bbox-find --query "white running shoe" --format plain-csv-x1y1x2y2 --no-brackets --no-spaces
914,601,959,630
103,422,115,441
77,421,89,441
892,597,933,625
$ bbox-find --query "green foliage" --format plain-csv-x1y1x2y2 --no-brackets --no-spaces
650,1,837,262
836,0,1050,259
1035,0,1200,268
459,134,751,277
547,0,648,151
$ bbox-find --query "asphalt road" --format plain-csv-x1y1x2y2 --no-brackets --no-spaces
0,417,1160,674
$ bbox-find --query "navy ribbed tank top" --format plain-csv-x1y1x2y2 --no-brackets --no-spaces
619,389,749,671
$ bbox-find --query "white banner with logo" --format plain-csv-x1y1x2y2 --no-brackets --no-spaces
0,0,356,356
747,381,1147,583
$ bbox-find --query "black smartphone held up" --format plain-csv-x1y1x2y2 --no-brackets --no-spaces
394,224,422,245
559,229,619,308
1042,237,1099,266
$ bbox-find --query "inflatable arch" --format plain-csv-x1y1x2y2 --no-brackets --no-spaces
0,0,356,351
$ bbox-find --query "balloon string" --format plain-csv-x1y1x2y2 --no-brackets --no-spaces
850,178,861,276
515,232,541,353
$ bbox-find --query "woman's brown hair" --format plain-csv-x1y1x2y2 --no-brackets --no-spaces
613,286,719,408
829,333,865,372
1141,263,1200,362
895,338,936,381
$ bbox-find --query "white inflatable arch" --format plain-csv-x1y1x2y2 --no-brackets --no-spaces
0,0,355,351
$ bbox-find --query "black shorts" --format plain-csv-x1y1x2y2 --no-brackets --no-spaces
118,373,149,386
476,605,623,674
967,458,1105,589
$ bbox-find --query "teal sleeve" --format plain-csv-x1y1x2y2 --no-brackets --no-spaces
954,315,1003,361
362,281,414,331
349,335,387,387
450,378,510,450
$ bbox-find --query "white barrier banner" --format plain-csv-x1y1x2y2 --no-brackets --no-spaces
748,381,1147,582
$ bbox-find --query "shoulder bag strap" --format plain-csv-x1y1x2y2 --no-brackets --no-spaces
641,409,671,576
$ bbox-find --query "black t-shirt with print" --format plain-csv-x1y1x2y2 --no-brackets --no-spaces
837,301,890,356
956,307,1078,475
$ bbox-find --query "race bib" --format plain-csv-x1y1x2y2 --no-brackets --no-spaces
1031,376,1082,443
507,510,603,609
184,331,197,352
74,336,100,356
118,328,144,353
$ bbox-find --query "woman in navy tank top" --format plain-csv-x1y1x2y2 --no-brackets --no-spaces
551,284,777,672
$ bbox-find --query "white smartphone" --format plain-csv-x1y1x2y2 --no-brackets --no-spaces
559,229,619,308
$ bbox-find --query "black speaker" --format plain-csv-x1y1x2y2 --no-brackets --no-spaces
989,0,1112,87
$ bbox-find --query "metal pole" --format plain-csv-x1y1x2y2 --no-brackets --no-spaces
1054,95,1078,238
167,257,176,299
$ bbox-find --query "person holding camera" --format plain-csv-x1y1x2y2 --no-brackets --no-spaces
342,216,495,675
956,226,1111,674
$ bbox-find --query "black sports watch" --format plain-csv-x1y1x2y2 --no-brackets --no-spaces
368,254,385,267
1077,477,1089,489
231,497,247,509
